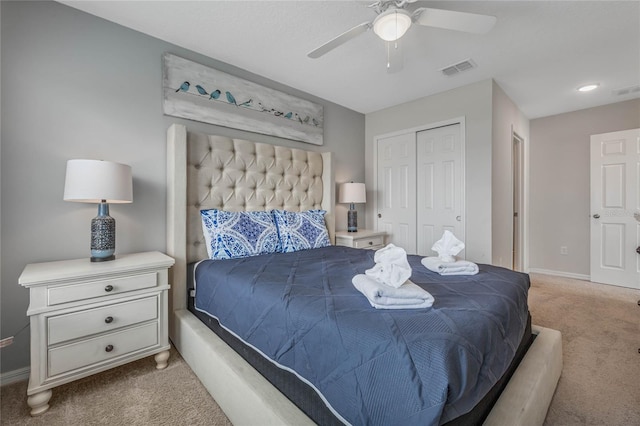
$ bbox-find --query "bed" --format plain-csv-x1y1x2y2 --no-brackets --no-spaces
166,123,563,425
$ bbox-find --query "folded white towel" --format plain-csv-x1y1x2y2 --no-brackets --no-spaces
421,257,479,276
352,274,434,310
365,243,412,288
431,230,465,263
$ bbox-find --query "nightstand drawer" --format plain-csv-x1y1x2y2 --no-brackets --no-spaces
353,236,384,249
48,272,157,306
48,296,159,345
48,322,158,377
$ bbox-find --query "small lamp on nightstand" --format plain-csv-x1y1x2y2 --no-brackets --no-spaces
63,159,133,262
339,182,366,232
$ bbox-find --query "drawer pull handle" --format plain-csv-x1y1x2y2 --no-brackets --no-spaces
368,241,373,245
105,344,114,353
105,316,114,324
104,285,114,292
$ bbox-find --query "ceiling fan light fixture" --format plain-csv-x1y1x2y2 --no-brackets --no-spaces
373,9,412,41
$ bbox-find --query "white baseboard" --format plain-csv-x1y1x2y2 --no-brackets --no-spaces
0,366,29,386
527,268,590,281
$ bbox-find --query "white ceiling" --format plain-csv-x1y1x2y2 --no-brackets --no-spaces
59,1,640,119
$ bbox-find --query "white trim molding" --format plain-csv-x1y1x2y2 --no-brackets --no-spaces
0,366,30,386
528,268,590,281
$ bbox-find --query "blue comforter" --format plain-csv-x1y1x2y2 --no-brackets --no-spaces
195,246,529,425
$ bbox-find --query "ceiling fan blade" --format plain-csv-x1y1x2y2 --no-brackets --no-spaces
413,7,497,34
307,22,371,59
386,41,404,74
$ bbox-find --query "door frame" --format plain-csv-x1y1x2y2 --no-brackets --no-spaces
372,116,466,251
512,129,525,271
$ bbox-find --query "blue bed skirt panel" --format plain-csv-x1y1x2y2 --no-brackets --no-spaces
194,246,530,426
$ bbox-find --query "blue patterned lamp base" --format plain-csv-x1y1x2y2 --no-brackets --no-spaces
91,203,116,262
347,208,358,232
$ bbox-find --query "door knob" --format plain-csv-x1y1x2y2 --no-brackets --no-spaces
456,216,461,222
378,213,382,218
592,214,600,219
636,246,640,254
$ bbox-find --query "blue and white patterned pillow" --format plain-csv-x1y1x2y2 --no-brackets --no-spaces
272,209,331,253
200,209,281,260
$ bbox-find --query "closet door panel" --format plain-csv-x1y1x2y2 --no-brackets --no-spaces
376,133,417,254
375,122,464,258
417,124,464,257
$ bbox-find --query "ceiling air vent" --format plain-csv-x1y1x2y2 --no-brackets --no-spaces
611,84,640,97
440,59,476,77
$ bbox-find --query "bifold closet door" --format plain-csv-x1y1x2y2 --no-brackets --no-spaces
416,124,464,257
376,133,417,254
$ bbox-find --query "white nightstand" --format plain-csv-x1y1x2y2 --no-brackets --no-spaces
335,229,386,250
19,251,175,416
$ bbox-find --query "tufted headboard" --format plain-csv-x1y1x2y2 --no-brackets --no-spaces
166,124,335,324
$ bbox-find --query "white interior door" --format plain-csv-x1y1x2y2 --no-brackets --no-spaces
376,133,417,254
590,128,640,289
416,124,464,257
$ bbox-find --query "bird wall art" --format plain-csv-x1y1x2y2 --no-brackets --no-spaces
163,53,323,145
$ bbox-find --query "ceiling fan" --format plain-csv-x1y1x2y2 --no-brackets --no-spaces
307,0,497,71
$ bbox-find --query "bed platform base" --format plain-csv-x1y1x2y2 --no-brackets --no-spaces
173,309,313,425
172,308,562,426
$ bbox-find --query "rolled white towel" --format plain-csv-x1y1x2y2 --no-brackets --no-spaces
431,230,465,263
365,243,412,288
352,274,434,310
421,257,479,276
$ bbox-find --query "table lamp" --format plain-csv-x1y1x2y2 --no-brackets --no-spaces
339,182,366,232
63,159,133,262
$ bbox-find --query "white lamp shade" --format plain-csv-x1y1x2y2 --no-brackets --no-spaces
339,182,366,204
64,159,133,203
373,9,412,41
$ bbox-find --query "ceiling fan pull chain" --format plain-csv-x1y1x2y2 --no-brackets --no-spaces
386,41,391,68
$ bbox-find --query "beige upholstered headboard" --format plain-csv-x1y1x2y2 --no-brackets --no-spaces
166,124,334,335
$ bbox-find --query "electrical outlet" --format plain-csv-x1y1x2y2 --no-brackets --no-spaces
560,246,568,255
0,336,14,348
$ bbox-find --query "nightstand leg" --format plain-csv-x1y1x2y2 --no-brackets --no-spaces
27,389,52,416
154,350,170,370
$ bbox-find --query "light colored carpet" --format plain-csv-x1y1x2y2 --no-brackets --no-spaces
0,347,231,426
528,273,640,426
1,273,638,425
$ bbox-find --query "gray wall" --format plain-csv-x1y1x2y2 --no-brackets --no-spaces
365,80,494,263
491,82,530,269
364,79,528,266
529,98,640,277
0,0,365,374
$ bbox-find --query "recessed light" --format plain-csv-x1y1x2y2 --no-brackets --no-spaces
577,83,599,92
